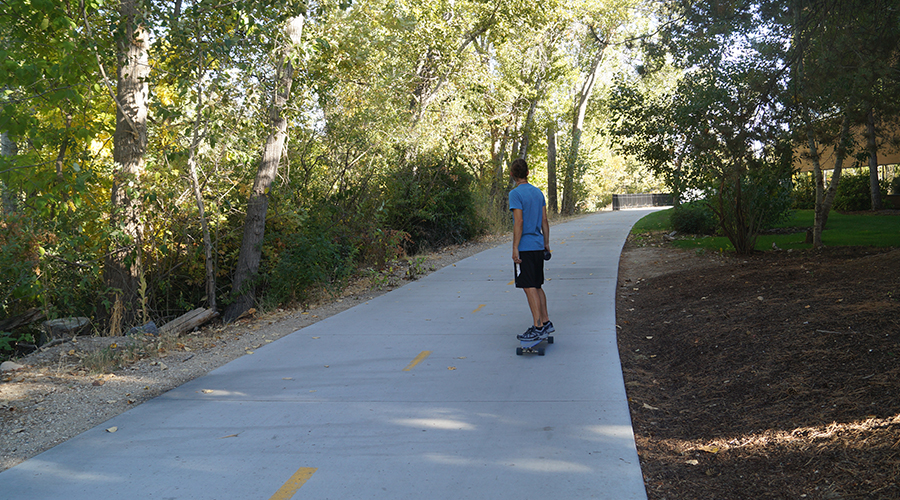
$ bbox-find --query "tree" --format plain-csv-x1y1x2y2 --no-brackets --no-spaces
562,29,608,215
224,16,304,323
790,0,900,246
609,67,690,206
103,0,151,332
614,0,797,253
547,122,559,213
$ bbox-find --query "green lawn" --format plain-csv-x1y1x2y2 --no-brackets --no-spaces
631,209,900,252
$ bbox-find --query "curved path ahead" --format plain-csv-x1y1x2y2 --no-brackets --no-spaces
0,209,658,499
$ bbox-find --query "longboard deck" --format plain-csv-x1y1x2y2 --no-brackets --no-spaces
516,335,554,356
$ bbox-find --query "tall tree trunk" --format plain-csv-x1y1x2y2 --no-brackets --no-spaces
224,17,302,323
187,75,216,311
492,127,510,196
105,0,150,333
561,38,607,215
867,107,883,210
547,123,558,214
810,114,851,248
518,96,539,160
1,131,16,215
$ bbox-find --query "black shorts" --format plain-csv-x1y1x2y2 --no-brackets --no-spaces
515,250,544,289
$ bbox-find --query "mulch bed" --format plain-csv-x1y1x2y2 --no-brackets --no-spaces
617,241,900,499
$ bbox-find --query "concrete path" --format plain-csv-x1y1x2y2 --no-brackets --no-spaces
0,209,657,500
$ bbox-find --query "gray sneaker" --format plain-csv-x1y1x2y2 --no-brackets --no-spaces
517,326,540,341
541,321,555,335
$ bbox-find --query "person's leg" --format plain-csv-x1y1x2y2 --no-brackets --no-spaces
536,287,549,325
523,287,543,328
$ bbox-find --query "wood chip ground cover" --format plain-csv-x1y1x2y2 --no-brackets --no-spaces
617,237,900,500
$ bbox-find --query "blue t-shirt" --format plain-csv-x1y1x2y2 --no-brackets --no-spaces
509,183,546,251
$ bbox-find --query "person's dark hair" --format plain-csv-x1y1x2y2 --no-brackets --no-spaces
510,158,528,180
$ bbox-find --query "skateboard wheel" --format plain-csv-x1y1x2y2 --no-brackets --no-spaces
547,336,554,344
516,347,523,356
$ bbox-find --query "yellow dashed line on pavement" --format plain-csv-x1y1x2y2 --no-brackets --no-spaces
403,351,432,371
270,467,317,500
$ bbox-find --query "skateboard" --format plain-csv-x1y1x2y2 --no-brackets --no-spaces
516,334,554,356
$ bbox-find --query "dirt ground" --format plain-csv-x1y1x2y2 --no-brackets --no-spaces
617,232,900,500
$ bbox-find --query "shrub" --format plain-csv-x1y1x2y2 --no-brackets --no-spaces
792,172,816,209
380,153,483,254
671,201,717,235
0,213,43,316
833,171,890,212
262,204,360,307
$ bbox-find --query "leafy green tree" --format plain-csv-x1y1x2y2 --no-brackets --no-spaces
224,15,305,323
791,0,900,245
559,0,642,215
614,0,796,253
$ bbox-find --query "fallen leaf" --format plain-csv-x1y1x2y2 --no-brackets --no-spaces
643,403,659,411
697,445,720,454
201,389,214,393
686,460,699,466
106,427,117,433
219,434,239,439
448,367,457,370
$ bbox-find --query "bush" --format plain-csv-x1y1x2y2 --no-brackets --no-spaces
792,173,816,209
261,204,361,307
380,153,483,254
671,201,717,235
0,213,43,316
833,171,890,212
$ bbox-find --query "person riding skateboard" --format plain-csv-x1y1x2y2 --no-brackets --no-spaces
508,158,554,341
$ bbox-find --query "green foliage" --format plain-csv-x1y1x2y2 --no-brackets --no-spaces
0,0,674,329
261,204,361,306
380,154,483,254
0,213,42,315
0,330,35,361
713,163,795,254
792,173,816,209
671,201,717,235
833,171,889,212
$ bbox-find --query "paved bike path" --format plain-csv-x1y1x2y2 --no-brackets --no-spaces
0,209,656,499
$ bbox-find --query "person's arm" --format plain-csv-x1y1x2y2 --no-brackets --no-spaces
512,208,523,263
541,205,550,252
